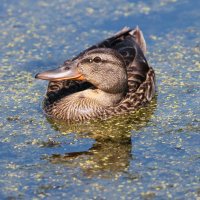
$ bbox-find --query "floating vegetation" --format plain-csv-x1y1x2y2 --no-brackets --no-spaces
0,0,199,199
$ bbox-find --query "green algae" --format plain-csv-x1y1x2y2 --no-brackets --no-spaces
0,0,200,199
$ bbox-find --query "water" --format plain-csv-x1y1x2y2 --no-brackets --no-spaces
0,0,199,199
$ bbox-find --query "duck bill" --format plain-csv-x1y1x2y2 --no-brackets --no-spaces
35,64,85,81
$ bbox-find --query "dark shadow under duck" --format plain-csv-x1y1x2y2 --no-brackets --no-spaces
35,27,156,122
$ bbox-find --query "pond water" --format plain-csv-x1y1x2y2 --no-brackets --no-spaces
0,0,200,199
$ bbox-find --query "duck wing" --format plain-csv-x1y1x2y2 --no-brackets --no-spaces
76,26,146,65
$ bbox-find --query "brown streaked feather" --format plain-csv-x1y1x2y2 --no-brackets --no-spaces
43,27,155,122
103,67,156,119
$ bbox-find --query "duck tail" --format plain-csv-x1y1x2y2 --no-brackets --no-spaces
130,26,147,54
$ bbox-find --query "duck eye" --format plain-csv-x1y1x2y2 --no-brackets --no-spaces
93,56,101,63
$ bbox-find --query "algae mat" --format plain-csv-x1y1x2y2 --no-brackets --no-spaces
0,0,199,199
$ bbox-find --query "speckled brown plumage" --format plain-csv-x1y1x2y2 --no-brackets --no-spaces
36,27,156,122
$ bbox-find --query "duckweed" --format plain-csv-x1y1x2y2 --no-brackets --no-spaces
0,0,199,199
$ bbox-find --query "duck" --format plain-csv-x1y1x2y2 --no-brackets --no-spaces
35,26,156,122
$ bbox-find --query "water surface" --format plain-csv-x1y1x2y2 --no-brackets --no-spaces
0,0,199,199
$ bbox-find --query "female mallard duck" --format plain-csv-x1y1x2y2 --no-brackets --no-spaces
35,26,155,122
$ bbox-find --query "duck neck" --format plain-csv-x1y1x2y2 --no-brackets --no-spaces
80,88,126,107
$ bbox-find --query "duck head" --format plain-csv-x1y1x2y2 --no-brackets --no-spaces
35,48,128,95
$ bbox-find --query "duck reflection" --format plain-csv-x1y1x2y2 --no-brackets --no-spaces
44,98,157,178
